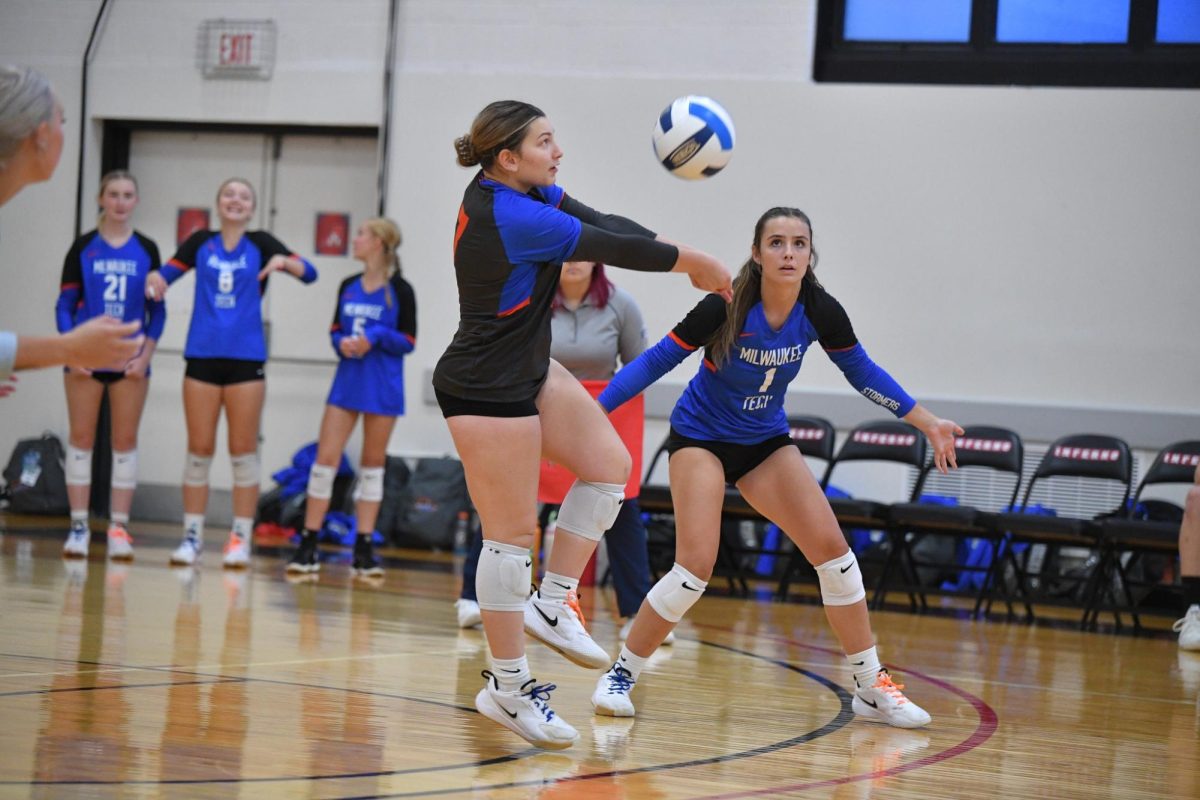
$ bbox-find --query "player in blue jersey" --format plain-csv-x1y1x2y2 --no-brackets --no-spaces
145,177,318,570
57,171,164,561
435,100,732,750
591,207,963,730
286,217,416,579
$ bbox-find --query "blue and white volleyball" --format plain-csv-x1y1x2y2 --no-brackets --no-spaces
652,96,736,180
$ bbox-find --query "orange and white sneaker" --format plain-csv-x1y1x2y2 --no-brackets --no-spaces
222,532,251,569
106,524,134,561
852,669,931,729
524,589,611,669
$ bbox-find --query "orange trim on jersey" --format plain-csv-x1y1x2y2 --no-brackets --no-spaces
557,192,567,209
823,344,857,353
703,358,717,372
498,298,530,318
59,282,81,292
166,258,192,273
403,333,416,345
668,331,697,351
330,323,342,333
453,204,469,257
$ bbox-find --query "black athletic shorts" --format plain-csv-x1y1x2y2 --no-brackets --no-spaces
185,358,265,387
435,387,538,419
91,370,125,385
664,427,796,485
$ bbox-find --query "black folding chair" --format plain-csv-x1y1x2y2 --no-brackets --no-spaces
884,425,1024,618
983,433,1133,627
1090,440,1200,630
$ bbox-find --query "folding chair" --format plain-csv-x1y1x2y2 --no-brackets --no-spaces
884,425,1024,618
984,433,1133,627
1090,440,1200,630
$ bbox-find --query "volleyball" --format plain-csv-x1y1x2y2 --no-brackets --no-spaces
652,95,736,180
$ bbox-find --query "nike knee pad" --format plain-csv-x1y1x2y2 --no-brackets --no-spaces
645,562,708,623
111,449,137,490
555,479,624,541
183,453,212,487
476,539,532,612
230,453,259,487
353,466,384,502
815,550,866,606
65,445,92,486
307,463,336,500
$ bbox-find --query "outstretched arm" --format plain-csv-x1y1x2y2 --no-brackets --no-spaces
597,333,693,413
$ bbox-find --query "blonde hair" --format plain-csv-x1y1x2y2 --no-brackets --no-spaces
454,100,545,170
96,170,138,222
362,217,402,278
0,65,56,167
216,177,256,210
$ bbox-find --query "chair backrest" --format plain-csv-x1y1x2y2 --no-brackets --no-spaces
786,415,836,485
1132,440,1200,504
917,425,1024,512
827,420,929,501
1019,433,1133,518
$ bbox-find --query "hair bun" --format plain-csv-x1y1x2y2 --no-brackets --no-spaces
454,135,479,167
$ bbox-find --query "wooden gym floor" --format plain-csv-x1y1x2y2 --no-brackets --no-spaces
0,516,1196,799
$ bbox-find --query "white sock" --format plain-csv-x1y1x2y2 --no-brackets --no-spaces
616,644,648,681
184,514,205,542
111,512,130,527
491,655,531,692
539,571,578,602
231,517,253,541
848,646,882,689
70,510,88,529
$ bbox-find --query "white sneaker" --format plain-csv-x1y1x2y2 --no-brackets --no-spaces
106,524,134,561
524,590,611,669
619,616,675,646
591,663,637,717
456,598,482,629
222,533,250,569
852,670,932,729
1176,606,1200,651
170,534,202,566
474,672,579,750
62,525,90,559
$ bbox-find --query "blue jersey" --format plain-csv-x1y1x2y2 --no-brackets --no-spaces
600,279,916,444
56,230,165,340
326,273,417,416
160,230,317,361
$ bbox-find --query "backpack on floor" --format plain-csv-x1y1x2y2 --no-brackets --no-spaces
393,457,469,550
2,433,70,515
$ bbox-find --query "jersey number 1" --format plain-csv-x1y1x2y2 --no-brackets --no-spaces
758,367,777,393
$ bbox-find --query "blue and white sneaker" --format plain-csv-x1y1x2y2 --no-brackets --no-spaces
62,522,90,559
170,533,202,566
474,670,579,750
591,662,637,717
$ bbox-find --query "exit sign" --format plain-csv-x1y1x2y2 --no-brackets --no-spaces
199,19,276,79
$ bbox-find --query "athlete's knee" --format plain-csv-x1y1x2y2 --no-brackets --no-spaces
353,466,385,503
230,452,259,487
475,539,533,611
815,550,866,606
307,463,336,500
1186,485,1200,520
556,479,624,541
183,453,212,487
65,445,92,487
111,450,138,490
646,562,708,623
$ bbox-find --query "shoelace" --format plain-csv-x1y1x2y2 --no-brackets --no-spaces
223,533,244,554
605,664,635,694
108,527,132,544
522,681,559,721
564,589,588,628
872,671,908,705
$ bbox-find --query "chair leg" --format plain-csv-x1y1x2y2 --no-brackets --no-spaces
871,531,902,610
898,536,925,613
974,537,1004,620
1112,551,1142,632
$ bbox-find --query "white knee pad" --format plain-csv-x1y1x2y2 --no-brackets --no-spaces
646,562,708,623
183,453,212,487
555,480,624,541
65,445,92,486
307,463,336,500
353,466,385,503
476,539,532,612
815,550,866,606
230,453,259,487
111,450,138,490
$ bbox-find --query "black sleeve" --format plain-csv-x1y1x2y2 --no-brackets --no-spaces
559,194,656,239
671,293,728,349
392,275,417,340
569,224,677,272
248,230,293,261
803,279,858,350
134,231,162,272
331,274,358,330
60,233,88,288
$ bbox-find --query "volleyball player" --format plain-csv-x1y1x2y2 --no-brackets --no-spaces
591,207,962,729
146,177,317,569
436,100,731,749
287,217,416,578
58,170,163,560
